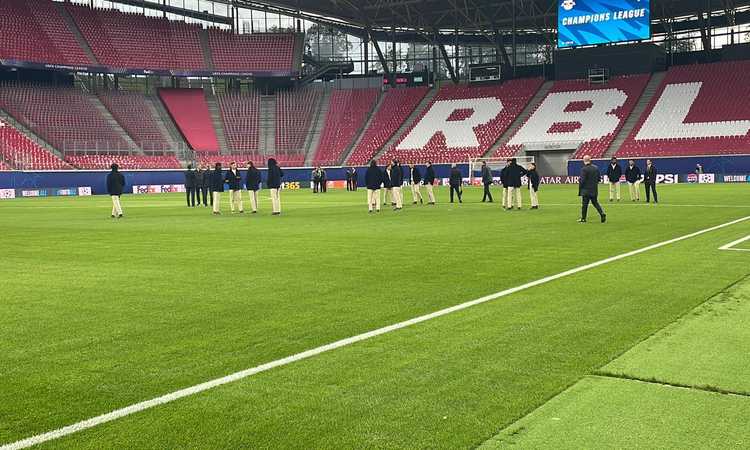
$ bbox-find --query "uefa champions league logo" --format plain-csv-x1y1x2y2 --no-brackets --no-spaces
561,0,575,11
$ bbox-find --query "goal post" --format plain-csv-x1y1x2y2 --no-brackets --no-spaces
468,156,535,183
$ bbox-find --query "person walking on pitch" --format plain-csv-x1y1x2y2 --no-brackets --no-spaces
579,156,606,223
606,157,622,202
424,162,436,205
196,164,209,207
224,162,244,213
365,160,383,213
527,162,540,209
644,159,658,204
625,160,642,202
449,164,463,203
505,158,527,210
500,160,510,209
481,161,493,203
391,159,404,210
267,158,284,215
245,161,261,214
107,163,125,218
209,162,224,215
410,164,423,205
184,164,197,207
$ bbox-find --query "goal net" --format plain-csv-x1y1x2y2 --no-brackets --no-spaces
468,156,535,183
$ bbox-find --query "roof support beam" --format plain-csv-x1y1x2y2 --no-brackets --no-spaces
437,42,459,84
369,29,393,84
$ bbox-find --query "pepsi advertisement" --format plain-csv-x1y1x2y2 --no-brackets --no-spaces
558,0,650,48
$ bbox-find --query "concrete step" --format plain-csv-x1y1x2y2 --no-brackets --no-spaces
303,87,332,166
259,95,277,155
56,2,100,65
89,96,140,152
198,28,214,71
205,94,230,154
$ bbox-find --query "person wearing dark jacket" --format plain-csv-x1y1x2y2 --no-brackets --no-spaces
606,157,623,202
505,158,528,210
224,162,244,213
245,161,262,213
106,163,125,218
209,162,224,215
449,164,463,203
267,158,284,215
579,156,606,223
644,159,658,203
481,161,493,203
382,162,393,207
195,164,209,207
500,161,510,209
527,162,541,209
410,164,423,205
423,162,436,205
348,167,357,191
320,168,328,193
184,164,197,207
365,160,383,213
391,160,404,210
625,159,642,202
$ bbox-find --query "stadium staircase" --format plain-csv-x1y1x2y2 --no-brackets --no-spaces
259,95,276,155
56,2,99,65
198,29,215,71
149,95,189,151
302,86,331,166
603,71,665,158
299,55,355,86
0,109,63,159
484,80,554,157
205,93,230,154
340,90,386,165
370,86,438,162
90,95,139,151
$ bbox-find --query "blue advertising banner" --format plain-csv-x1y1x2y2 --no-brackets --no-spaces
558,0,650,48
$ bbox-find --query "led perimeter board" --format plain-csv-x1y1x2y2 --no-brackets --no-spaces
558,0,651,48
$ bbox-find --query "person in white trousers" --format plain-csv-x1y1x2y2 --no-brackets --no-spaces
266,158,284,215
527,162,540,209
245,161,262,213
410,164,423,204
423,162,436,205
365,160,383,213
606,157,623,202
209,162,224,215
624,159,642,202
391,160,404,210
106,163,125,218
224,162,244,213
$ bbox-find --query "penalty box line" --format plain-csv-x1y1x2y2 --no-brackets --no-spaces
719,234,750,252
3,215,750,450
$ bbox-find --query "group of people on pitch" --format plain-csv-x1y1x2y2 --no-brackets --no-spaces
477,158,541,210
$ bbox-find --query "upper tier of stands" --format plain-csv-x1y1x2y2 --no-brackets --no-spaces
0,83,132,152
276,88,321,153
0,119,72,170
495,74,650,159
617,61,750,158
380,78,544,164
312,88,379,166
346,87,429,166
216,92,260,153
158,88,219,153
97,91,173,151
207,30,296,73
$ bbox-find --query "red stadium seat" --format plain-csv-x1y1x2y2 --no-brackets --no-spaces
0,119,73,170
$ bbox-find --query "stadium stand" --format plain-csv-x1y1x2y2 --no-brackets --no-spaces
196,153,304,168
0,119,72,170
65,3,205,71
158,89,219,153
346,87,429,166
0,83,131,152
617,61,750,157
380,78,544,164
312,88,379,166
66,154,181,170
495,74,650,159
0,160,10,171
97,91,172,151
276,88,322,153
207,30,296,73
216,92,260,153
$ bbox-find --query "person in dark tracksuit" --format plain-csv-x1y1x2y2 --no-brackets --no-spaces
625,160,642,202
184,164,197,207
245,161,262,214
449,164,462,203
505,158,527,210
195,164,209,207
481,161,493,203
606,157,623,202
579,156,606,223
365,160,383,213
107,163,125,218
267,158,284,215
424,162,436,205
320,168,328,193
527,162,540,209
349,168,357,191
210,162,224,215
644,159,658,204
410,164,423,205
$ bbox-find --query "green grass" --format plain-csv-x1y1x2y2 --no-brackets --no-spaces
602,275,750,394
1,184,749,448
479,376,750,449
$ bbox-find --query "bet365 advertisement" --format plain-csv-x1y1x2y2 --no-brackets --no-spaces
558,0,650,48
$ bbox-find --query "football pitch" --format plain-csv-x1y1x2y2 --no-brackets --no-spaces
1,184,749,449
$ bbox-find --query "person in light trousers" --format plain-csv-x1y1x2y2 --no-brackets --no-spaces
410,164,423,204
224,162,244,213
625,160,642,202
209,162,224,215
606,157,623,202
365,160,383,213
527,162,540,209
267,158,284,215
423,162,436,205
106,163,125,218
391,159,404,210
245,161,261,213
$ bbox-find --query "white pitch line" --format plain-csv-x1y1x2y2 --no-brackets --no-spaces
2,215,750,450
719,234,750,252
